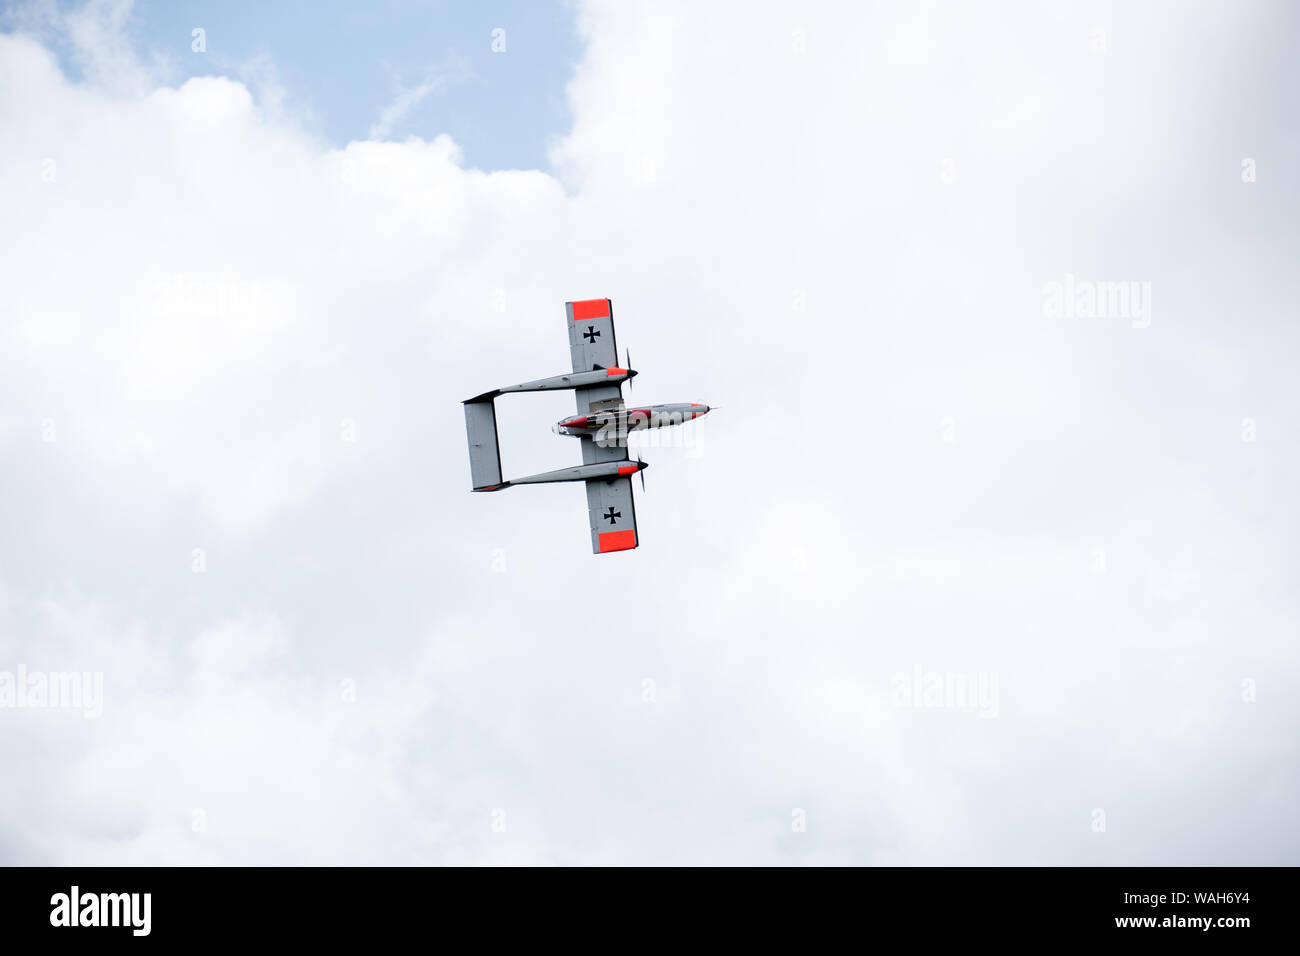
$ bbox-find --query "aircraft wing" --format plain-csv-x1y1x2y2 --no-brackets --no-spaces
579,427,628,464
585,474,639,553
570,298,636,551
568,298,627,463
567,298,618,372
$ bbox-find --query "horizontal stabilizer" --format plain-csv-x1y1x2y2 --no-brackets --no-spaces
463,398,503,491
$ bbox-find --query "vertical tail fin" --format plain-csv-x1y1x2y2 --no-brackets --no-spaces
463,397,504,491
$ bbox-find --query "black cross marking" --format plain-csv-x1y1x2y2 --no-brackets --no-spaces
583,326,601,343
602,506,621,525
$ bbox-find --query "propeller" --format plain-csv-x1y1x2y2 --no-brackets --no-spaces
637,453,646,492
625,348,633,391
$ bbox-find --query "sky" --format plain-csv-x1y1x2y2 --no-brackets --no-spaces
0,0,1297,865
5,0,577,168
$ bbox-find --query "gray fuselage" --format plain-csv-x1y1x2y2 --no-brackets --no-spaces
553,403,711,438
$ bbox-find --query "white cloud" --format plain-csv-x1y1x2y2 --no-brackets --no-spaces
368,71,446,141
0,0,1297,864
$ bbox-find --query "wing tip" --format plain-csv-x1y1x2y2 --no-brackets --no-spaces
569,298,612,321
596,529,638,553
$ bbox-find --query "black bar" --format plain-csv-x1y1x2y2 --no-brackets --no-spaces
0,866,1284,944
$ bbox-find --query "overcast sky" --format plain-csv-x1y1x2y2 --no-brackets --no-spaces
0,0,1296,865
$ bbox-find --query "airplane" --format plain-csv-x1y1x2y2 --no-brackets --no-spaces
463,298,711,554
